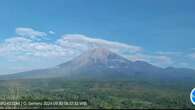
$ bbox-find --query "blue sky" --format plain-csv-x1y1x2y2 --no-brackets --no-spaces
0,0,195,74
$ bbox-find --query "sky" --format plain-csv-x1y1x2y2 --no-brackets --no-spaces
0,0,195,74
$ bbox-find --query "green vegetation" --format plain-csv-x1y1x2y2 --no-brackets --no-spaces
0,78,194,109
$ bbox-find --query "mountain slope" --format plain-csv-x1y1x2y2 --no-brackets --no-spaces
0,48,195,84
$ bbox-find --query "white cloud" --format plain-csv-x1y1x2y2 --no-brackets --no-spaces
0,37,74,58
57,34,142,54
0,34,142,62
0,33,174,68
151,55,173,66
16,27,47,40
129,54,173,67
0,28,192,73
156,51,182,55
189,53,195,59
56,34,173,67
49,30,55,34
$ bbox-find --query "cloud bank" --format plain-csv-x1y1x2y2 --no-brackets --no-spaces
16,27,47,40
0,27,194,74
57,34,142,54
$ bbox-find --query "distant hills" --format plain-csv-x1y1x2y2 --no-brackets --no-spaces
0,48,195,85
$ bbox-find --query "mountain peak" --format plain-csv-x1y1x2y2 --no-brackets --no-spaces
75,48,119,65
86,48,112,59
59,48,131,68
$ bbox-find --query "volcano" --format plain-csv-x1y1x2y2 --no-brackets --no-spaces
0,48,195,84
